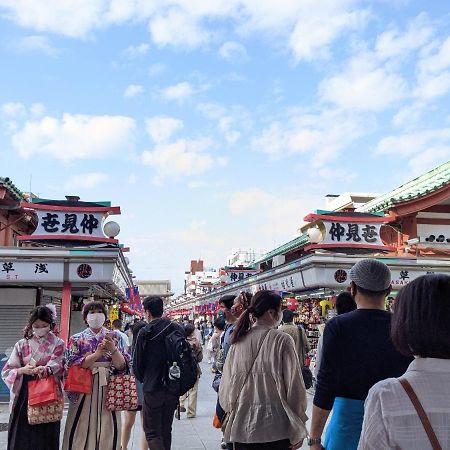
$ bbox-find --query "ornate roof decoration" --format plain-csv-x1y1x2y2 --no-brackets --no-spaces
357,161,450,213
0,176,23,201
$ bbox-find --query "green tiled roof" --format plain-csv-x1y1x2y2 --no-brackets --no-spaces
357,161,450,213
0,177,23,201
254,233,309,264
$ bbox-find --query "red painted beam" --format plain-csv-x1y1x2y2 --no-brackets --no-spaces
304,243,396,252
20,201,120,215
304,213,394,223
17,235,119,244
60,282,71,344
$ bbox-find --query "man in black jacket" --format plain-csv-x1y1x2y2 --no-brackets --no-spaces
133,296,183,450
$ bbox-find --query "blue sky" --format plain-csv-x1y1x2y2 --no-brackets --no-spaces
1,0,450,294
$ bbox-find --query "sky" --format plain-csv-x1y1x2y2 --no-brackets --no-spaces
1,0,450,294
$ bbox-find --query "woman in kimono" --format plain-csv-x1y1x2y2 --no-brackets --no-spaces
62,301,130,450
1,305,65,450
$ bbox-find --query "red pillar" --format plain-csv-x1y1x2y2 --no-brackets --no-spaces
61,281,72,344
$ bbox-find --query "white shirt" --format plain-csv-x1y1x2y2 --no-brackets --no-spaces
358,358,450,450
115,330,130,350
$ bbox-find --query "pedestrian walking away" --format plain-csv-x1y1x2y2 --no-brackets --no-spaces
62,301,129,450
219,290,308,450
133,296,194,450
2,305,65,450
179,323,203,418
309,259,413,450
359,274,450,450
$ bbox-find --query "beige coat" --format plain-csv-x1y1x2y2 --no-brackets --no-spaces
279,323,310,366
219,325,308,445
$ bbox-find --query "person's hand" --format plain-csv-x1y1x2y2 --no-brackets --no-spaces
19,363,35,375
101,335,117,353
33,366,47,378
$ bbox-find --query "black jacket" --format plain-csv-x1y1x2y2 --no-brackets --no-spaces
133,317,183,393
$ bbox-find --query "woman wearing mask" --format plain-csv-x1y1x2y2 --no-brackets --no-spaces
219,290,308,450
2,305,65,450
62,301,130,450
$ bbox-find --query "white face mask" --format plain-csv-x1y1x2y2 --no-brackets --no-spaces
33,326,50,337
87,313,106,329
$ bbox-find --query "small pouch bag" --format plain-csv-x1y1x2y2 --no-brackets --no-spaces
28,398,64,425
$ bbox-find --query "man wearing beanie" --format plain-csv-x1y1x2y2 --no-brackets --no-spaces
308,259,412,450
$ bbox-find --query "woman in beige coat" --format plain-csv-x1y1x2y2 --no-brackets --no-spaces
219,290,308,450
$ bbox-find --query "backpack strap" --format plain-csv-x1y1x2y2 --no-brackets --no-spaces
149,323,172,341
398,378,442,450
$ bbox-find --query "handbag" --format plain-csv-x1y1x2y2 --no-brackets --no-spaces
221,329,271,433
28,398,64,425
106,374,139,411
399,378,442,450
302,366,313,389
28,375,58,406
64,365,93,394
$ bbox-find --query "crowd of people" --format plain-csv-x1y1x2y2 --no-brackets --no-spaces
1,258,450,450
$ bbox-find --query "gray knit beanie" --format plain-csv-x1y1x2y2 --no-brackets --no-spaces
349,259,391,292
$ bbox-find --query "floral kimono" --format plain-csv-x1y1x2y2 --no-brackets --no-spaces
1,332,65,450
62,327,130,450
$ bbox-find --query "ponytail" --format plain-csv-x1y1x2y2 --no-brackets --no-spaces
230,290,281,345
231,308,252,344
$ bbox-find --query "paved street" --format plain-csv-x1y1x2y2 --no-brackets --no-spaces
0,361,315,450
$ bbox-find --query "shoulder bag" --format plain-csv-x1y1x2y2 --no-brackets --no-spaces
399,378,442,450
221,329,271,432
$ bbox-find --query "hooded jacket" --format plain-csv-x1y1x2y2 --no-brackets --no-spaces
133,317,183,393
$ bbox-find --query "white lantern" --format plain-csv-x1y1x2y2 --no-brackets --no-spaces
103,221,120,238
307,226,322,244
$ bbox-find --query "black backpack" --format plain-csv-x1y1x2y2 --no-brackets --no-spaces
164,325,198,397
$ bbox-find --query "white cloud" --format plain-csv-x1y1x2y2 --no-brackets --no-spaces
145,116,184,143
375,13,434,60
160,82,194,102
288,1,368,62
1,102,26,117
64,172,109,190
124,84,144,98
319,53,408,111
12,113,136,161
0,0,368,62
141,137,225,183
16,35,58,56
29,103,46,117
122,43,149,58
218,41,248,62
252,108,367,167
149,8,209,49
392,102,427,128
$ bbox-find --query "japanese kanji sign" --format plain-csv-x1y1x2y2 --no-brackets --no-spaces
225,269,260,284
324,221,383,246
33,211,104,239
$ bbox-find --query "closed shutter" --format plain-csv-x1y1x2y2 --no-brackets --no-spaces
0,305,33,401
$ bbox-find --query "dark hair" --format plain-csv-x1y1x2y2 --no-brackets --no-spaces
391,274,450,359
184,323,195,337
131,320,147,352
282,309,294,323
143,296,164,318
235,291,252,308
336,292,357,315
231,290,281,344
112,319,122,329
214,317,226,331
352,282,391,299
82,301,107,321
24,306,56,339
219,294,235,310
